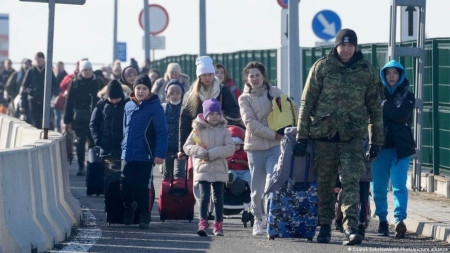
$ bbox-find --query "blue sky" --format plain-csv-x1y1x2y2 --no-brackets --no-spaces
0,0,447,71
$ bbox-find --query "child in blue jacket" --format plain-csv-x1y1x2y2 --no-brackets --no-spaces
121,74,168,229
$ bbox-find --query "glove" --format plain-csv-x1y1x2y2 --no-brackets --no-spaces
366,144,381,160
293,139,308,157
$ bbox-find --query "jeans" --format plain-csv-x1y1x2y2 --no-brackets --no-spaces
371,148,410,223
247,145,280,220
198,181,224,222
229,170,251,188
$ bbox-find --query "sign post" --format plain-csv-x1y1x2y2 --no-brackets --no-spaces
19,0,86,139
139,4,169,63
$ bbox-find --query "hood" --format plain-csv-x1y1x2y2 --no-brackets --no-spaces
380,60,406,95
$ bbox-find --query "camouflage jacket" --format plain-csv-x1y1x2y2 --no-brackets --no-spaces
296,49,384,145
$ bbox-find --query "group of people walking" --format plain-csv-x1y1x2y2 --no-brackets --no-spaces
0,27,415,243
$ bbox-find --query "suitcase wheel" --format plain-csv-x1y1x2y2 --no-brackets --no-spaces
160,211,165,222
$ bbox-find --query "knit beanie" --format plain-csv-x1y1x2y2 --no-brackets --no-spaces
106,79,123,99
335,28,358,47
195,56,215,77
133,74,152,90
165,79,184,95
166,63,182,74
202,98,221,118
79,59,92,70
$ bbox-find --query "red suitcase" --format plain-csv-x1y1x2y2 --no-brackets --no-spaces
158,157,195,222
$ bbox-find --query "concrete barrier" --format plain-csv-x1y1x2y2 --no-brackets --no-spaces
0,114,81,253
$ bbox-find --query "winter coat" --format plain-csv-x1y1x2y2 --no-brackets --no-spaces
380,60,416,159
183,114,235,183
163,102,182,152
63,74,103,126
121,93,168,162
296,49,384,145
179,78,241,152
238,83,282,151
20,66,57,106
89,95,128,159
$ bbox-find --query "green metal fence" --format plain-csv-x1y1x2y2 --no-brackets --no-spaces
151,38,450,175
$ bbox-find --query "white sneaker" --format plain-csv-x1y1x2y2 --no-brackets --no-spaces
252,219,264,236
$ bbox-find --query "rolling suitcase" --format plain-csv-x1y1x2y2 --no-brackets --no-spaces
86,146,104,196
158,158,195,222
104,164,155,225
267,153,318,241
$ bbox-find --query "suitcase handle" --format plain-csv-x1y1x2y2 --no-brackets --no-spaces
169,155,189,191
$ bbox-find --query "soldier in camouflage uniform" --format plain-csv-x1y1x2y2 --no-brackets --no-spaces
293,28,384,245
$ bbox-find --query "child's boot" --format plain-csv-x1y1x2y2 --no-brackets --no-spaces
213,221,224,236
197,218,208,236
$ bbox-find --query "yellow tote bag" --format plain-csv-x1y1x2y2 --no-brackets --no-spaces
267,94,298,135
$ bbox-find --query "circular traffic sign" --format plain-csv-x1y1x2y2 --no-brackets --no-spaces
277,0,288,9
139,4,169,36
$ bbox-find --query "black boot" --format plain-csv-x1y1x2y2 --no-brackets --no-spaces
343,228,362,245
394,221,406,239
77,166,85,176
316,224,331,243
357,223,366,240
139,211,150,229
123,201,137,225
335,219,343,232
378,221,390,236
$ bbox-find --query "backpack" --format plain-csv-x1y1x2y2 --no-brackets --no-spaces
267,94,298,135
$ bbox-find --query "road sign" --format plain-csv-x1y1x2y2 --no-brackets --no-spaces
400,6,418,42
142,36,165,50
312,10,341,41
19,0,86,4
277,0,288,9
139,4,169,36
277,0,300,9
116,42,126,62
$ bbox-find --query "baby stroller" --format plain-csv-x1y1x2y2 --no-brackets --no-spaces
222,125,254,227
223,178,254,228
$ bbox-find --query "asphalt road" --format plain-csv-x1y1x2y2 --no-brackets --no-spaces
49,160,450,253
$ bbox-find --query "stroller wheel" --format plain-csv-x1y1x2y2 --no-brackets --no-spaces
248,213,255,227
242,211,249,228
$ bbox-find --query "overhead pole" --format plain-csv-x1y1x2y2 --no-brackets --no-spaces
288,0,301,104
199,0,206,56
113,0,118,62
144,0,151,63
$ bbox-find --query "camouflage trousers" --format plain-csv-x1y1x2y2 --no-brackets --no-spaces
314,138,365,230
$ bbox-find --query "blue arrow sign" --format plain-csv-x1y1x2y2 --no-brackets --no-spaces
312,10,341,41
116,42,127,62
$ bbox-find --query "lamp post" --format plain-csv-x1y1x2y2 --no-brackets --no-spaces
113,0,118,62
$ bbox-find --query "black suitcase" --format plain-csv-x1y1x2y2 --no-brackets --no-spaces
104,168,156,225
86,146,104,196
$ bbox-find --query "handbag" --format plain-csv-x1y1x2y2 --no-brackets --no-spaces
267,94,298,135
54,91,66,110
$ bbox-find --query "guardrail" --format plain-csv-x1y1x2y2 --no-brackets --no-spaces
0,114,82,253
